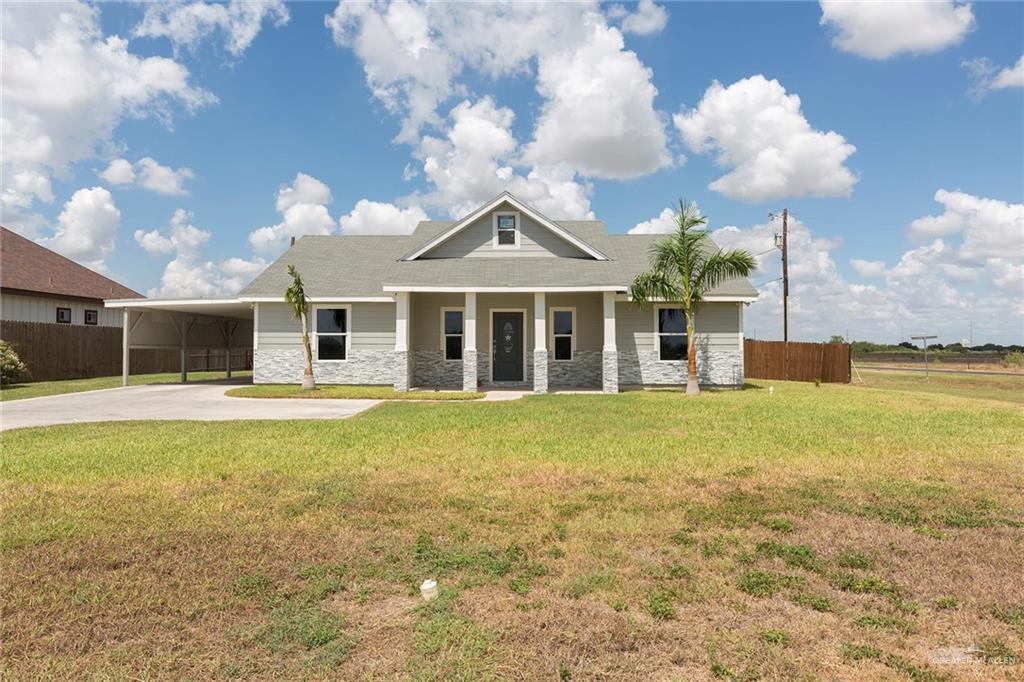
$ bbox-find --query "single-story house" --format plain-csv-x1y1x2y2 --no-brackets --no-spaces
107,192,757,393
1,226,142,327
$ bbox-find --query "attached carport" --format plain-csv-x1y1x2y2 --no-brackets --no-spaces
104,298,254,386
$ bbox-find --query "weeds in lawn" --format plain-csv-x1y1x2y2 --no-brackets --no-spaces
933,596,958,609
853,613,916,635
645,589,676,620
835,549,875,570
758,629,789,646
791,592,836,613
737,570,804,597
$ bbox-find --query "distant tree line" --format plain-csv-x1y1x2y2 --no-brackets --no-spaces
825,337,1023,354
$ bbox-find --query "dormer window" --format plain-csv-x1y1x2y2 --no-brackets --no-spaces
493,211,519,248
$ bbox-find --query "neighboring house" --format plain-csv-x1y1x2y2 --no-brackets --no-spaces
1,226,141,327
107,192,757,392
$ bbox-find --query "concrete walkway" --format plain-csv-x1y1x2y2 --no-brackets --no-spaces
0,383,381,431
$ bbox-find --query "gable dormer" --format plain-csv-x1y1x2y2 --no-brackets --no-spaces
402,192,608,261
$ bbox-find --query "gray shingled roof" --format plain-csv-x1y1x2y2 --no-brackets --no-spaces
239,220,758,298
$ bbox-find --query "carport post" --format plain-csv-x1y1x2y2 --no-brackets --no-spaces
225,321,232,379
122,308,130,386
180,315,188,383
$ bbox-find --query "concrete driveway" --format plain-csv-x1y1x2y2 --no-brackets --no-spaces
0,382,380,431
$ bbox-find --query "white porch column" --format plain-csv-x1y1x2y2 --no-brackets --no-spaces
533,292,547,394
122,308,130,386
602,291,618,393
395,292,410,391
463,292,477,392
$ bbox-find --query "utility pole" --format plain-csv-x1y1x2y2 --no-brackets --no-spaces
773,209,790,377
781,208,789,343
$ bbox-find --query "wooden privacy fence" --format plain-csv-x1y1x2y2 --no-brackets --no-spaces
2,321,251,383
744,339,850,383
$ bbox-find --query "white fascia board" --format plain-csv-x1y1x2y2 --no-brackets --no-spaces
237,295,395,303
382,285,626,293
613,293,759,303
402,192,609,261
104,297,243,308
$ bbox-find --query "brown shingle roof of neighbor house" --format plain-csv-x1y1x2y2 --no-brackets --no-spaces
0,226,142,301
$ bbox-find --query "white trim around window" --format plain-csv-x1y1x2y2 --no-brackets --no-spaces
312,303,351,362
653,303,687,363
440,306,465,361
549,307,575,362
492,210,520,249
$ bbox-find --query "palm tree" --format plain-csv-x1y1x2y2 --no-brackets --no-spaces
284,264,315,390
629,200,756,396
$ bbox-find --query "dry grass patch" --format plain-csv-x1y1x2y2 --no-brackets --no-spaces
3,382,1023,679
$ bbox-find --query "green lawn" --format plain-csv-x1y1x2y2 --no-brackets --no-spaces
854,368,1024,405
226,384,482,400
3,382,1022,679
0,370,251,402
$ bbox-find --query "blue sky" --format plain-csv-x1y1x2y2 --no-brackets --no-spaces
3,1,1022,343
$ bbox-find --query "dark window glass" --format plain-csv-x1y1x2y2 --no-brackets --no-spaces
554,336,572,361
445,335,463,360
552,310,573,336
316,308,346,333
658,307,686,333
444,310,463,335
317,335,346,360
56,307,71,324
497,215,516,244
84,309,98,325
659,335,686,361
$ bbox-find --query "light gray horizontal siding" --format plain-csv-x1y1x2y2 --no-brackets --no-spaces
257,302,395,351
1,293,122,327
616,301,741,353
423,204,589,259
545,292,603,351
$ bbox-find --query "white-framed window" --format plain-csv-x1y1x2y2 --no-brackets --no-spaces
313,304,350,361
654,305,687,361
492,211,520,248
441,307,464,361
549,307,575,361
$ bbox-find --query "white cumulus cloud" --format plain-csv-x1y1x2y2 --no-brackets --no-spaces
133,0,290,57
819,0,974,60
249,173,337,253
0,1,213,220
615,0,669,36
139,209,266,298
325,1,670,215
100,157,194,195
674,75,857,202
628,207,677,234
850,259,886,277
339,199,428,235
38,187,121,271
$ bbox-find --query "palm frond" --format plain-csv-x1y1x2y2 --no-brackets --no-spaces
284,264,307,320
629,271,681,306
694,249,757,297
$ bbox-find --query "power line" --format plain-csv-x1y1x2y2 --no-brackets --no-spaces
753,276,783,287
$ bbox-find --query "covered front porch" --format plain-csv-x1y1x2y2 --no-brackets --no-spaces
393,288,622,394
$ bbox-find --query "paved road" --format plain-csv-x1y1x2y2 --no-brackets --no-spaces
0,383,380,431
857,365,1022,377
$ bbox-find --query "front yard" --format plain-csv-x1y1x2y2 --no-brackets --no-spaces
2,381,1022,679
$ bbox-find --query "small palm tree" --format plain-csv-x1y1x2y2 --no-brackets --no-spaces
629,200,756,396
284,264,315,390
